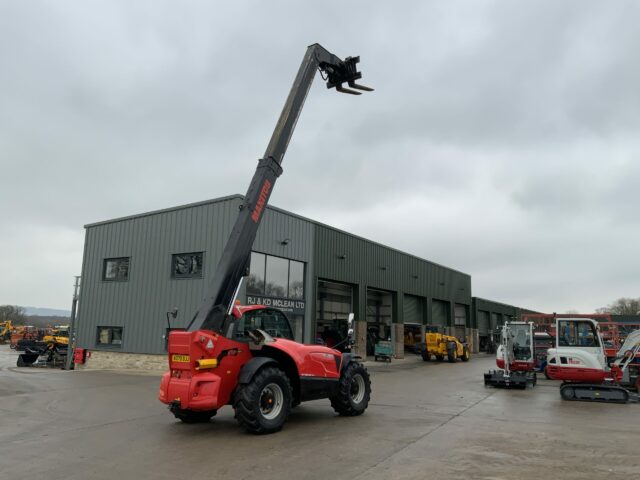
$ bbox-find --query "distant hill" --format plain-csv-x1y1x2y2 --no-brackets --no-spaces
24,315,70,328
23,306,71,317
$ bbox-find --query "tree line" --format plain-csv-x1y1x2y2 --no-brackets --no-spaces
0,305,27,324
595,297,640,315
0,305,69,327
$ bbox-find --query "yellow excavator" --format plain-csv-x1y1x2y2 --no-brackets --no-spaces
42,325,69,345
0,320,14,344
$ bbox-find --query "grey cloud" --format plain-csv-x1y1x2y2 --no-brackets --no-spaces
1,0,639,312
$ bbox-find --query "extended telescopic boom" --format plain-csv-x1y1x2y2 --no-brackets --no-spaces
187,44,372,333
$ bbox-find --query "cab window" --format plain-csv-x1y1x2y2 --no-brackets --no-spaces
558,320,599,348
235,309,294,341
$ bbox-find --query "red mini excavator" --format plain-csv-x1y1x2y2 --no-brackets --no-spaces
546,317,640,403
484,321,537,389
158,44,373,433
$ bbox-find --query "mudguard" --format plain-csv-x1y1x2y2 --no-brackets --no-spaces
238,357,279,384
340,353,362,372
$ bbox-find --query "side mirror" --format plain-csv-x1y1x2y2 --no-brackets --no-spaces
346,313,356,351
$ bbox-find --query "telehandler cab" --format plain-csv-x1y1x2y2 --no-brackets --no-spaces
159,44,373,433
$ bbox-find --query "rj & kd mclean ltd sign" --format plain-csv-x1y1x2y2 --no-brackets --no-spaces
246,295,306,315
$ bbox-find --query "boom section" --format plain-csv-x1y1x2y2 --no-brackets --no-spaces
188,44,372,333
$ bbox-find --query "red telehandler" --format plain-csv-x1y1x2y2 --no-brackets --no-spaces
159,44,374,433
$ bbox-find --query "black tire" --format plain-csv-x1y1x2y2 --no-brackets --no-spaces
447,349,457,363
330,362,371,416
233,366,292,434
435,355,444,361
461,347,470,362
421,351,430,362
173,408,217,423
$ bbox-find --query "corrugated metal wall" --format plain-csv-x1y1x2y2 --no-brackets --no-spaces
76,196,315,354
471,297,533,334
77,193,487,355
314,225,472,327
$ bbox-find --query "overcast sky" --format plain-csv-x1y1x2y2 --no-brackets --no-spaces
1,1,639,313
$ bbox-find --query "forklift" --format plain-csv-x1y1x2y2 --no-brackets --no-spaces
159,44,374,434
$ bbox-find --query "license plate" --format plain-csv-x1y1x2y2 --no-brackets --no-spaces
172,354,190,363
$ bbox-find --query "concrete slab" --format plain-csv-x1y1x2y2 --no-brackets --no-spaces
1,345,638,479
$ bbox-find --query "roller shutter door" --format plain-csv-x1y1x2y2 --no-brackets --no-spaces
490,313,500,330
431,299,448,328
403,294,422,325
454,304,467,339
477,310,490,335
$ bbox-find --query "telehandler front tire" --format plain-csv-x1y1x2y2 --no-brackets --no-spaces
330,362,371,416
461,347,470,362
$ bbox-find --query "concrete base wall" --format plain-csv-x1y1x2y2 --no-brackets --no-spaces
469,328,479,354
393,323,404,359
77,351,166,371
355,320,367,358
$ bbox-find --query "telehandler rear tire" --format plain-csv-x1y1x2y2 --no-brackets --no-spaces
447,350,457,363
233,366,292,434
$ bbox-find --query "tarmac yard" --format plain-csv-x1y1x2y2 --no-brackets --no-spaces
1,344,638,480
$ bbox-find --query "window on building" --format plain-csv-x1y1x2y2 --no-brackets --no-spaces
247,252,304,299
96,326,123,347
265,256,288,297
103,257,130,282
247,252,266,295
172,252,204,279
288,260,304,299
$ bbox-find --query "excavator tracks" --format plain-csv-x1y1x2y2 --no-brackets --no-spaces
559,382,636,404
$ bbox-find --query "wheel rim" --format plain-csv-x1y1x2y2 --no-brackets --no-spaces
260,383,284,420
350,373,366,404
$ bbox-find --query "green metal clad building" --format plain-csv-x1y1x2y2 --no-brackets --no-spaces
471,297,539,351
76,194,488,363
